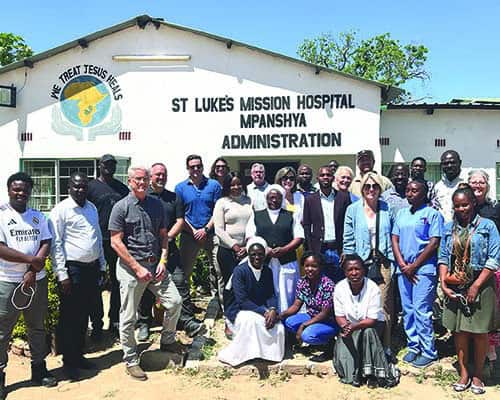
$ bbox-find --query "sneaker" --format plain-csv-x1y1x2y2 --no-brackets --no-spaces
125,365,147,381
137,324,150,342
185,321,205,338
160,341,187,354
412,355,436,369
402,351,419,363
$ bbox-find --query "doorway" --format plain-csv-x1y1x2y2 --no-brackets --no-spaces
239,160,300,187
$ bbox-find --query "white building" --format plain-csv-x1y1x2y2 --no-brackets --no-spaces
0,15,398,210
1,15,498,210
381,100,500,200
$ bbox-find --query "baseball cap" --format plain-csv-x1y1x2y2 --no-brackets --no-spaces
100,154,117,163
356,150,374,160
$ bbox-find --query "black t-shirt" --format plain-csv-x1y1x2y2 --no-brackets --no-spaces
147,188,184,262
87,178,129,240
477,201,500,232
147,188,184,231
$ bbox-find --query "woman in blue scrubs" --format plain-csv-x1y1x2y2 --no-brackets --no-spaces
392,179,444,368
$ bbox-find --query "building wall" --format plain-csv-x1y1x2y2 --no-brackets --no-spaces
0,23,382,203
380,108,500,199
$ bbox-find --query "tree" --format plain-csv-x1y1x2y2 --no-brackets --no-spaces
298,31,429,99
0,33,33,66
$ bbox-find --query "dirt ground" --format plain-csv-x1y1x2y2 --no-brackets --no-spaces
3,340,500,400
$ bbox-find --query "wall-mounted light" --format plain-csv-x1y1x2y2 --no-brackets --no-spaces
112,55,191,62
0,85,16,108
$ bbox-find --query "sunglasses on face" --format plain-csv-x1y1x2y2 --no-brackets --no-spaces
215,165,227,169
363,183,380,191
282,176,295,182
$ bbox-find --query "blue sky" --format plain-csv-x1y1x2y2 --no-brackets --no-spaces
3,0,499,102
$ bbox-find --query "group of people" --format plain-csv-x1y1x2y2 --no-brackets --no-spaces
0,148,498,398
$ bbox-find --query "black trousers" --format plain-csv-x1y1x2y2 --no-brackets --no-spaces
89,241,120,329
58,261,100,366
138,248,196,329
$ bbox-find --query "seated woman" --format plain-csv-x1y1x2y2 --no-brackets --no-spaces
333,254,399,388
218,237,285,367
279,252,338,362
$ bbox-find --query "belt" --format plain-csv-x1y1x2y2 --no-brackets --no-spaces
66,259,99,267
321,241,339,250
137,256,157,264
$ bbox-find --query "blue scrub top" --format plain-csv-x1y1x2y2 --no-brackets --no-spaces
392,204,444,275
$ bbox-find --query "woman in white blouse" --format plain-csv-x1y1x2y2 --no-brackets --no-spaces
333,254,398,389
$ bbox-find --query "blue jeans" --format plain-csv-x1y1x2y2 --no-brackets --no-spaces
320,249,344,283
398,273,437,359
284,313,338,345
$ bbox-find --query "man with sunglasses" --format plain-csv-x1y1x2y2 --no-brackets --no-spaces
175,155,221,296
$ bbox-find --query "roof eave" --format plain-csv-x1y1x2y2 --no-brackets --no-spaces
0,14,402,102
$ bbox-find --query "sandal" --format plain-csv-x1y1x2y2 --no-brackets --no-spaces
470,382,486,395
452,378,471,392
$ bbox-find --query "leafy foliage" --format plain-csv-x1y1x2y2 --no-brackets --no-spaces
297,31,429,98
0,33,33,66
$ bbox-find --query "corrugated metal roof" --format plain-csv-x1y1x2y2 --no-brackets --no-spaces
0,15,402,102
386,101,500,110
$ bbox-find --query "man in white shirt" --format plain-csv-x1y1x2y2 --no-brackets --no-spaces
49,172,106,380
0,172,57,398
246,163,269,211
430,150,464,223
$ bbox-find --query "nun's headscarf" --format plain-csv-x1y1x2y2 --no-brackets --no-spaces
263,184,286,209
246,236,268,253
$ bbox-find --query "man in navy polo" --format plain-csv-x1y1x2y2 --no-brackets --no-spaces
175,155,221,296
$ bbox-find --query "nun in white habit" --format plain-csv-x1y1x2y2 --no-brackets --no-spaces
218,237,285,366
245,184,304,312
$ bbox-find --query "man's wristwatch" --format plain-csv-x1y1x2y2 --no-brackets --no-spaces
204,226,210,234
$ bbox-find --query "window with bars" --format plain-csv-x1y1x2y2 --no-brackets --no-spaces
22,158,130,212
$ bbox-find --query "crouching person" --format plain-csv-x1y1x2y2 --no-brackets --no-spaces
333,254,399,388
0,172,57,399
218,237,285,366
280,252,339,362
109,166,182,381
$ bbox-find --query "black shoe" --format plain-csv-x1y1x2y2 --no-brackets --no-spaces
0,371,6,400
137,324,150,342
185,321,205,338
351,378,361,387
63,364,80,381
367,377,378,389
31,361,57,387
160,342,187,354
77,357,97,370
309,351,331,363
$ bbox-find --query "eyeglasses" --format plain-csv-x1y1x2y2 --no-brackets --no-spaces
188,164,203,170
283,176,295,181
132,177,149,183
215,165,227,169
469,181,486,186
362,183,380,191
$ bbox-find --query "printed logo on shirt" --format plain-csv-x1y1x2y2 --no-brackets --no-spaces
7,218,17,226
32,216,39,225
9,228,41,242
